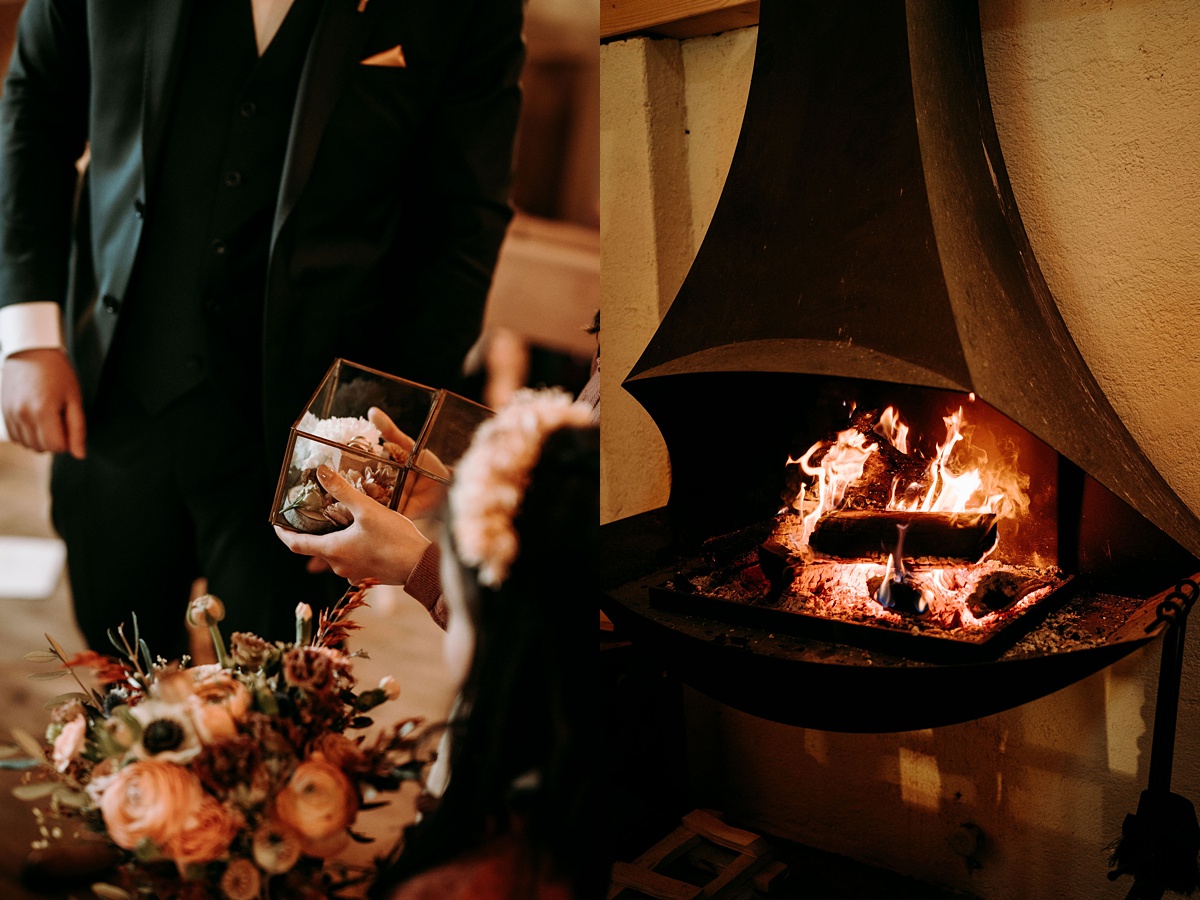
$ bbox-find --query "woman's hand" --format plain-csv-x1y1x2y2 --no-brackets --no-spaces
274,464,432,586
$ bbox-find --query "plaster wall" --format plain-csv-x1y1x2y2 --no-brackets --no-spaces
600,1,1200,896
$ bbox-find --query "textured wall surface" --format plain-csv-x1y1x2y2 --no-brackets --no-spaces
600,0,1200,896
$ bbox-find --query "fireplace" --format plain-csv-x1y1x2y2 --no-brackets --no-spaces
600,1,1200,732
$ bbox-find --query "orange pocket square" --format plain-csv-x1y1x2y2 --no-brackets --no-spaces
360,45,406,68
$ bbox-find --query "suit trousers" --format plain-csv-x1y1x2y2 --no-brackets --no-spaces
50,377,343,660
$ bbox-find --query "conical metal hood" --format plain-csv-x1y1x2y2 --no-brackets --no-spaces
626,0,1200,560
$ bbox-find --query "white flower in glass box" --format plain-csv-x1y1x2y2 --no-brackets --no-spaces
292,414,384,470
280,413,396,534
272,359,493,536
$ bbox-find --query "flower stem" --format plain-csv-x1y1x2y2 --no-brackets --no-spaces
208,622,230,668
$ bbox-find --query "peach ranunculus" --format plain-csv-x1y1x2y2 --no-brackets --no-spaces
188,700,238,744
99,761,206,851
163,793,240,869
191,666,252,715
185,666,252,745
273,753,359,856
52,715,87,773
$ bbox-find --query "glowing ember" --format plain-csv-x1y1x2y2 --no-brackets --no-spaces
774,557,1058,632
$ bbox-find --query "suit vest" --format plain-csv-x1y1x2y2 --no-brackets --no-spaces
111,0,319,414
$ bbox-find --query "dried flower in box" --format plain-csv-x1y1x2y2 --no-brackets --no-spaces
280,413,412,534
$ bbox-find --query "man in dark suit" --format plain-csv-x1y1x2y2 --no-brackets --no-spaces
0,0,523,659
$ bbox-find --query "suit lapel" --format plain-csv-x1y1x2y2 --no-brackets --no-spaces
141,0,194,189
272,0,372,250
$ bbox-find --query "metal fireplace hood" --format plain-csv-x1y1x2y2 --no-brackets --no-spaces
624,0,1200,563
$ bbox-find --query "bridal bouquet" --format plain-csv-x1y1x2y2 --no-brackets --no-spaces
7,583,429,900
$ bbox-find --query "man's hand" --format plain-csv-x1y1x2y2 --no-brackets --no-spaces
368,406,451,519
274,464,432,586
1,348,86,458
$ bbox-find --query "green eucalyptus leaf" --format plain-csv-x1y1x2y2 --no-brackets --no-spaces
43,633,69,661
11,728,45,760
24,650,61,664
27,670,69,681
12,782,57,801
0,758,40,770
52,786,90,808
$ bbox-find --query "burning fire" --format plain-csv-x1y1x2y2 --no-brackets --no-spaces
786,405,1029,548
779,404,1034,626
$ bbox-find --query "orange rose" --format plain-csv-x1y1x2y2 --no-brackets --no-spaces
163,794,240,869
99,761,205,851
274,754,358,856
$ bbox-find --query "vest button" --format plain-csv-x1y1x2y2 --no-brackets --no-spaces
240,101,257,118
101,295,120,314
211,239,227,256
133,198,145,219
224,171,242,187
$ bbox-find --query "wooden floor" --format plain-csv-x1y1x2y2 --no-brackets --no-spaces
0,441,457,898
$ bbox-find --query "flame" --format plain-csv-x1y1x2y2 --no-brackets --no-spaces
788,428,877,545
874,406,910,454
786,404,1029,548
776,402,1036,625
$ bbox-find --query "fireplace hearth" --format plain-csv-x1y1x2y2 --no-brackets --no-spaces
601,0,1200,731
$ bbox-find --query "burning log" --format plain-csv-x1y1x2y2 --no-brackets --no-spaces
809,510,998,563
757,536,798,599
840,408,931,509
702,519,777,571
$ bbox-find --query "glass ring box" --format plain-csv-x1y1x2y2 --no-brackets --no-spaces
270,359,492,538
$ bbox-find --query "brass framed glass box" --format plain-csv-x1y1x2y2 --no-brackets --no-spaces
270,359,492,537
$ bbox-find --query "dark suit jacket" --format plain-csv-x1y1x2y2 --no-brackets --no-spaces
0,0,522,456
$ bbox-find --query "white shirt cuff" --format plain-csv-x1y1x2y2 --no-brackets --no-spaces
0,302,65,362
